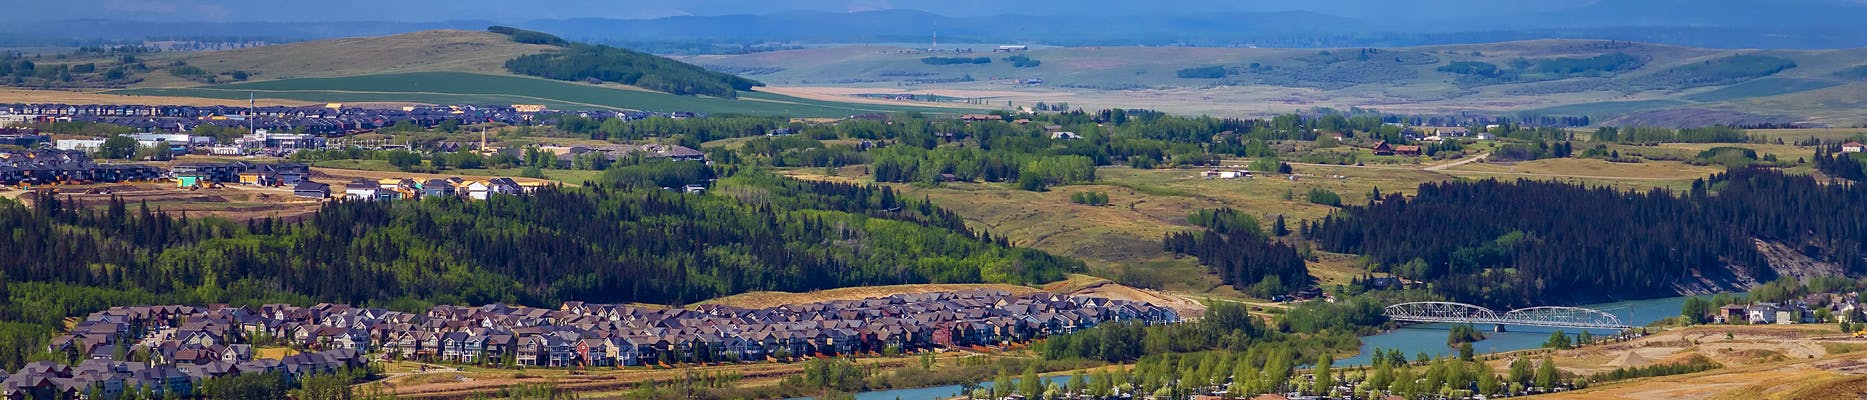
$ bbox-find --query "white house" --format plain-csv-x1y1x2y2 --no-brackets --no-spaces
1747,303,1780,324
343,180,379,200
1843,142,1865,153
55,139,106,152
0,114,37,127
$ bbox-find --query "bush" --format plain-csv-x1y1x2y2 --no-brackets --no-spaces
1306,188,1343,207
1070,191,1110,206
921,57,991,65
1004,55,1042,68
1176,66,1227,79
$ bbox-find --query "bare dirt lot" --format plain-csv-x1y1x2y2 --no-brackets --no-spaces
19,182,324,221
1526,324,1867,400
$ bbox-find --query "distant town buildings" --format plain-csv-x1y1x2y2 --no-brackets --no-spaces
0,149,164,186
0,103,674,140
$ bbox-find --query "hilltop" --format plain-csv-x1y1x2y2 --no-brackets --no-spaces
688,40,1867,127
136,29,559,87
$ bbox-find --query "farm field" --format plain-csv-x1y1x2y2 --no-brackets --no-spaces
106,72,988,118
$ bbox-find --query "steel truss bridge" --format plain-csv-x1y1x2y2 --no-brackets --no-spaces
1384,302,1631,330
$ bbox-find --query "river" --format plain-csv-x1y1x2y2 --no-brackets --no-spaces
1337,295,1691,366
828,295,1693,400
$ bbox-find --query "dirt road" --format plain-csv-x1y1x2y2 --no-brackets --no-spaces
1424,153,1489,171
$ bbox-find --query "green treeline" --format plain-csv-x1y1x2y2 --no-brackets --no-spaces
777,110,1391,191
0,170,1074,368
1165,208,1310,298
1004,55,1041,68
505,44,763,98
1438,53,1645,84
550,114,793,145
0,170,1071,307
487,26,569,46
1587,356,1721,384
920,57,991,65
1309,169,1867,306
1176,66,1227,79
1633,54,1797,89
1814,144,1867,181
1591,126,1751,144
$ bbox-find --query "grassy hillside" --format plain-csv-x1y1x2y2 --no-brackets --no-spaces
689,41,1867,126
108,72,984,118
133,30,559,87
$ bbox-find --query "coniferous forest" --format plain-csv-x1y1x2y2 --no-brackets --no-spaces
1165,208,1311,298
1308,169,1866,307
0,170,1076,366
504,43,764,98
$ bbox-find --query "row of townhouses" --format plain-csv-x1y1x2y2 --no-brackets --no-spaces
0,149,164,186
0,350,364,400
1,103,671,136
41,290,1176,378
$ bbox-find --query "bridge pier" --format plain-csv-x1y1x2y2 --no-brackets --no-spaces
1492,324,1506,333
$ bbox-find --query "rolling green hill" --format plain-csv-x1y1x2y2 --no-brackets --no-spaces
108,72,978,118
687,41,1867,127
91,29,987,117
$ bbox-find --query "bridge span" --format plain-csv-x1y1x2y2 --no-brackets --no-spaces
1383,301,1631,330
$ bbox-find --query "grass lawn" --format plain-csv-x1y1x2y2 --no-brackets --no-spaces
1440,158,1722,192
109,72,989,118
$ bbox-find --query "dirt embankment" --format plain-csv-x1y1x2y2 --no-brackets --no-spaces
1522,324,1867,400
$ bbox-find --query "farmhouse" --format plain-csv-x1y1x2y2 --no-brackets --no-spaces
1394,145,1423,156
1843,142,1864,153
1372,141,1395,156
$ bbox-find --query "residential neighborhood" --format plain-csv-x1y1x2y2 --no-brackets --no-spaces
0,103,663,137
0,148,165,186
7,290,1177,399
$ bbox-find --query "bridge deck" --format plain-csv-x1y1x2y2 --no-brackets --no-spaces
1383,301,1632,330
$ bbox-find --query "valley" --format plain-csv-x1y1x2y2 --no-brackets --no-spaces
1,8,1867,399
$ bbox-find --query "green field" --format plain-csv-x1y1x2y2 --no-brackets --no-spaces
109,72,987,118
1681,78,1844,102
1518,99,1689,118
